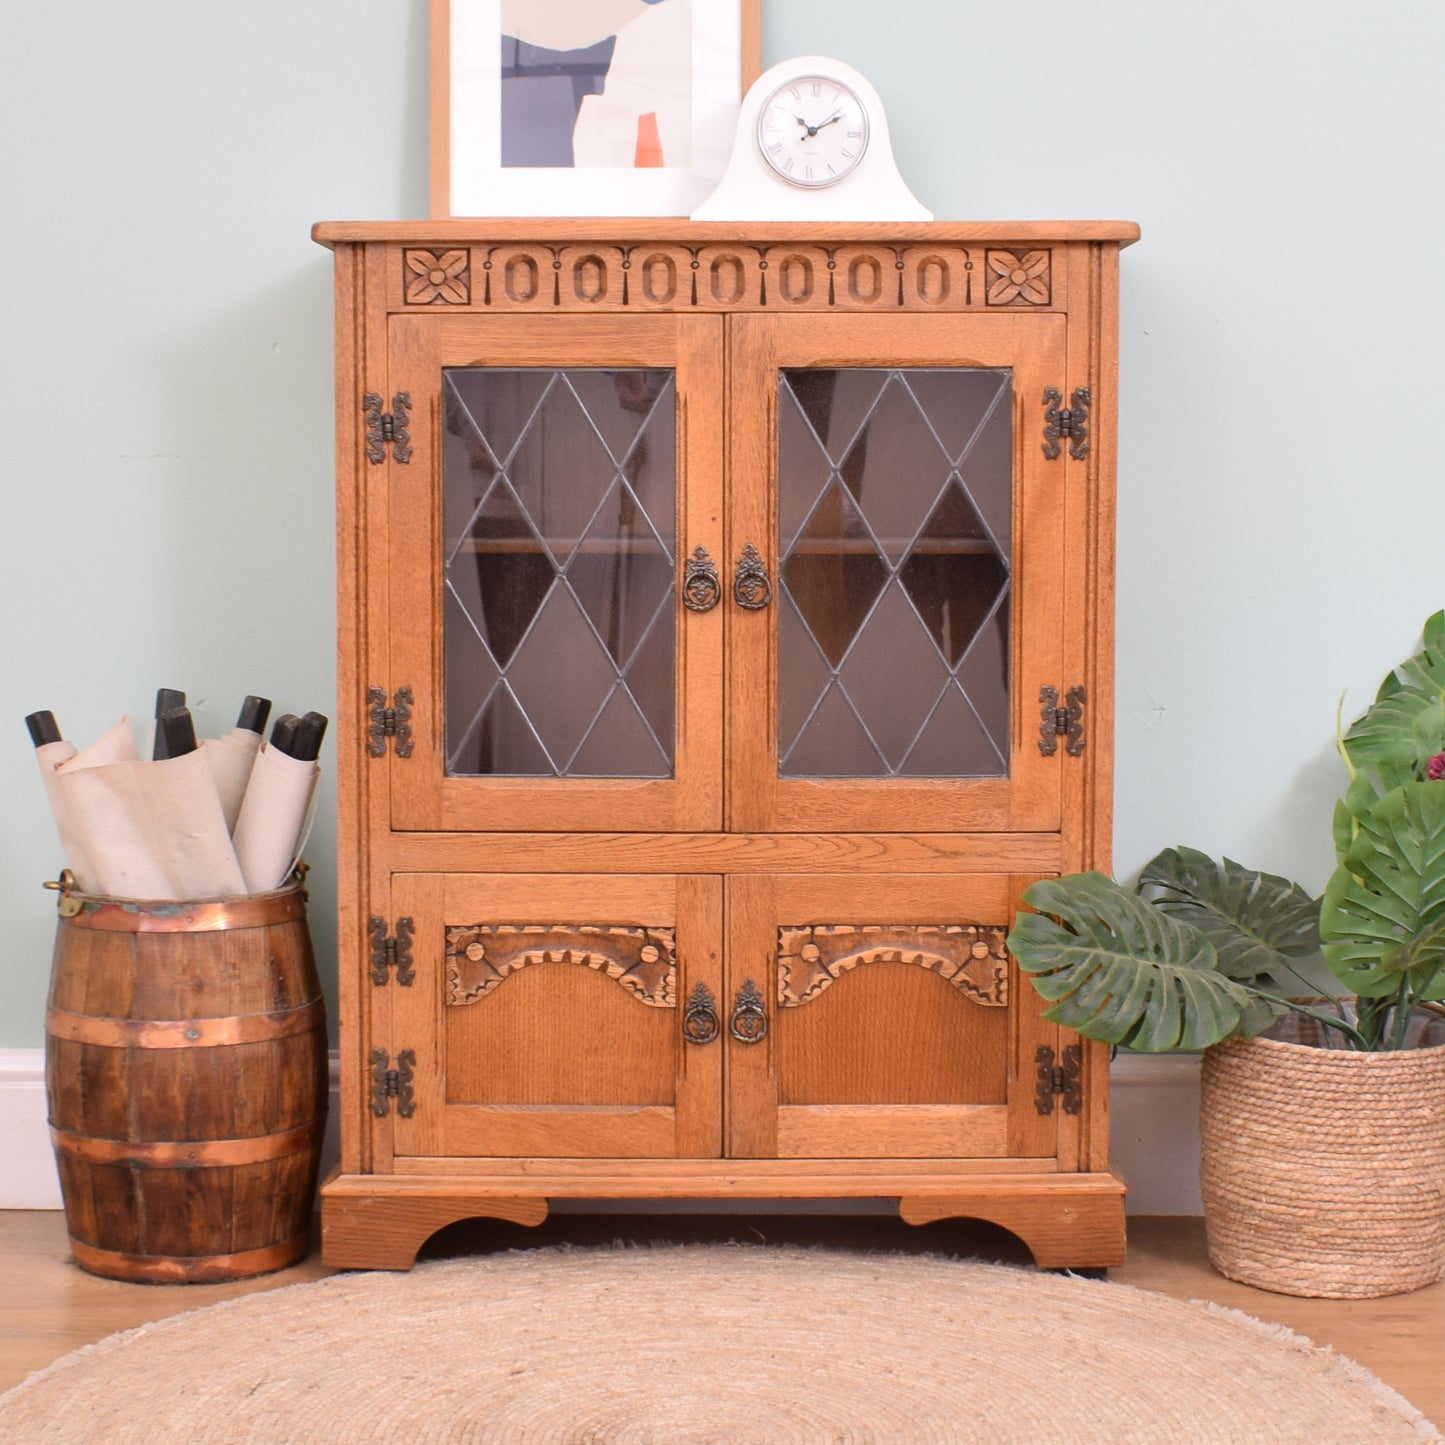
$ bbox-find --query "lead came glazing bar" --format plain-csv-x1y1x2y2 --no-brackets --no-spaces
776,367,1014,779
441,367,679,779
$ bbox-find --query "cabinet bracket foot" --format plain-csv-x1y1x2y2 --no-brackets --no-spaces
898,1177,1126,1270
321,1177,549,1271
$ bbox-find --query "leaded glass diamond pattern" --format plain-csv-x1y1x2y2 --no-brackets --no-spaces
442,368,676,777
778,368,1013,779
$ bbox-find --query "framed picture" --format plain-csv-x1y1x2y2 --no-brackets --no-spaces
430,0,762,218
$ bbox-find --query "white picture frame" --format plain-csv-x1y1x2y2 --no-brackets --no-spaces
430,0,761,218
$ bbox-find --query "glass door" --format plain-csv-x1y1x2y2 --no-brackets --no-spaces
386,314,724,832
727,312,1068,833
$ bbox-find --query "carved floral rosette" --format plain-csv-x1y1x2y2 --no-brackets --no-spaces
445,924,677,1008
776,925,1010,1008
399,242,1055,314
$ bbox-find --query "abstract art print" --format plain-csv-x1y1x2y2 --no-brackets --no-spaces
433,0,759,217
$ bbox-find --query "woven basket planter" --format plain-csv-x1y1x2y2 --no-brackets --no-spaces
1200,1010,1445,1298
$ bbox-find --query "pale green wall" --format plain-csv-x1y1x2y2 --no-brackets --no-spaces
3,1,1441,1045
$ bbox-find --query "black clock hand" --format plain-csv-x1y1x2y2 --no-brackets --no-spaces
791,109,845,138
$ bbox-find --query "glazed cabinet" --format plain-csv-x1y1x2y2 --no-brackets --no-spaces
315,220,1137,1270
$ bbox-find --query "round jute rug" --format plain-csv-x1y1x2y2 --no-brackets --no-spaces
1,1246,1436,1443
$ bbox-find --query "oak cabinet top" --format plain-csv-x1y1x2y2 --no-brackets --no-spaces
312,219,1140,247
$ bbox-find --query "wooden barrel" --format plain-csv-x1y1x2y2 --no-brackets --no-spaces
44,881,327,1283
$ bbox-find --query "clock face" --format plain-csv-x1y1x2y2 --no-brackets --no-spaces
756,75,870,189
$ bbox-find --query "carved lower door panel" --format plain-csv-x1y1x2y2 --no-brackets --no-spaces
725,873,1062,1164
387,873,723,1160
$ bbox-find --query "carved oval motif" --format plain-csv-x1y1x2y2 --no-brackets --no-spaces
572,253,609,304
504,254,540,304
847,255,883,305
778,254,814,304
916,255,951,305
640,252,677,305
709,253,746,305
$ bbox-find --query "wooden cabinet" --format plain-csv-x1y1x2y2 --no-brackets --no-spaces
316,221,1137,1270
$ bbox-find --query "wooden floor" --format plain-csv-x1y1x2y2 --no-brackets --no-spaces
3,1210,1441,1429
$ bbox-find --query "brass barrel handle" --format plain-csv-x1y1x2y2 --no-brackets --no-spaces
733,544,772,611
682,981,720,1044
729,978,769,1043
682,545,722,613
44,870,82,917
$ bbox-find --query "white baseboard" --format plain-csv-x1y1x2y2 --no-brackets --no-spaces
0,1049,1202,1216
0,1051,57,1209
1108,1050,1202,1215
0,1050,343,1212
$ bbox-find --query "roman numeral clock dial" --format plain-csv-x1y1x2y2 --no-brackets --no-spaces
691,55,932,221
757,75,870,188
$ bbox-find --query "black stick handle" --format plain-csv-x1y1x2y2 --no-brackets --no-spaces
157,706,198,759
25,711,62,748
291,712,329,763
269,714,301,757
236,695,272,735
152,689,186,760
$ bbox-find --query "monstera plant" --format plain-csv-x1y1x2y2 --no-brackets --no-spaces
1007,611,1445,1052
1006,613,1445,1299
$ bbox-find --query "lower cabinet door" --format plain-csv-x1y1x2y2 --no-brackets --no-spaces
386,873,723,1160
724,874,1063,1164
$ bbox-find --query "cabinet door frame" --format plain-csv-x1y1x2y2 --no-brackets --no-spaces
725,873,1062,1166
386,872,724,1162
726,311,1068,834
385,312,725,833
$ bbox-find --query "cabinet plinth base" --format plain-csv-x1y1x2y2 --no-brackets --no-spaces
320,1169,1126,1272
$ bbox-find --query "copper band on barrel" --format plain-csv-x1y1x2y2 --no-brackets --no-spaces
50,1117,326,1169
45,998,325,1049
61,887,307,934
67,1233,311,1285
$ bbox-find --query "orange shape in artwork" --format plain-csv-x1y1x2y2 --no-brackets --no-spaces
634,112,664,168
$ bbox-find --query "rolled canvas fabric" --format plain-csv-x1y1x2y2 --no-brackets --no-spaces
49,746,246,900
39,717,143,893
201,729,264,833
58,716,140,772
33,738,99,890
231,743,319,893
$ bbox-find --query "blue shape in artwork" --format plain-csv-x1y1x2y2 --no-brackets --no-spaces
500,34,618,168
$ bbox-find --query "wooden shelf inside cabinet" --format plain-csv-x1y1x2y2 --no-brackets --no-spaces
319,219,1133,1270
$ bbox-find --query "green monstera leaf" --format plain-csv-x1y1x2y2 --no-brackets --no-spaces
1321,778,1445,999
1138,846,1321,985
1008,873,1284,1052
1333,771,1389,864
1398,610,1445,692
1343,693,1445,787
1342,612,1445,780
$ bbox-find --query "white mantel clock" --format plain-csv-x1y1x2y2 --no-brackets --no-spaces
692,56,931,221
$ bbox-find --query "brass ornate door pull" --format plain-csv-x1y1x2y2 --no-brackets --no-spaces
733,544,772,610
682,546,722,612
729,978,769,1042
682,981,720,1044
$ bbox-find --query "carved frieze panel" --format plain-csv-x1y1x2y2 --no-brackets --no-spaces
445,924,677,1008
985,249,1051,306
398,243,1001,313
776,925,1010,1008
